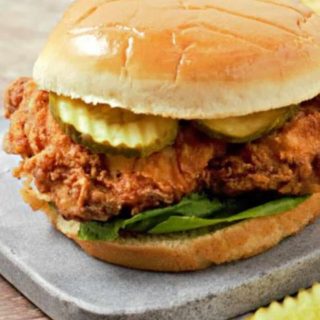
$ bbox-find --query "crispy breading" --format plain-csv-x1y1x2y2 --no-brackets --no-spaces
4,78,320,222
210,98,320,195
4,78,223,221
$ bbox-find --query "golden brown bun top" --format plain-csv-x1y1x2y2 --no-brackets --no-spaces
34,0,320,119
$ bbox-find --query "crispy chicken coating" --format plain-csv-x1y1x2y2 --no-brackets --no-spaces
210,98,320,196
3,78,223,221
3,78,320,222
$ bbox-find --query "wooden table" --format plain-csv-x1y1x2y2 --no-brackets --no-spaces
0,1,71,319
0,276,48,320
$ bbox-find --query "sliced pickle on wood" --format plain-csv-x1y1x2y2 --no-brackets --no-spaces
196,106,298,143
50,94,179,157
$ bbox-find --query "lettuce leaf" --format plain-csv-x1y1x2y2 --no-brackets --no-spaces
79,193,222,240
78,194,309,241
123,193,223,232
149,196,308,234
78,219,125,241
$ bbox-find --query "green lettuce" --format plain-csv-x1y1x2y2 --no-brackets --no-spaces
78,194,309,241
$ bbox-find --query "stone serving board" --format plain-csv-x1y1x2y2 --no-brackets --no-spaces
1,1,320,320
2,145,320,320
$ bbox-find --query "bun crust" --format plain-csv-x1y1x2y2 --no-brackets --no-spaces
33,0,320,119
22,187,320,272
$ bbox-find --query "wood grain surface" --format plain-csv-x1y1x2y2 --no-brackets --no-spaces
0,276,48,320
0,1,71,319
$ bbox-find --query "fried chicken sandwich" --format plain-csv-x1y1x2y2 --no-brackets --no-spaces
3,0,320,271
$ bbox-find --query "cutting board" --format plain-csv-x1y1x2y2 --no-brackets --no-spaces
1,1,320,320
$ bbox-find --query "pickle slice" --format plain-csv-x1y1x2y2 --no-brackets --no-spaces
50,94,178,157
196,106,298,143
248,283,320,320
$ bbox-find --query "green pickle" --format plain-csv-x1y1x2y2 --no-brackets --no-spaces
196,105,298,143
50,94,178,157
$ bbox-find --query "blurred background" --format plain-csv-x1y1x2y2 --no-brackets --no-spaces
0,1,72,92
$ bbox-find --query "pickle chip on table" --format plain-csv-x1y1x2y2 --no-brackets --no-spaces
248,283,320,320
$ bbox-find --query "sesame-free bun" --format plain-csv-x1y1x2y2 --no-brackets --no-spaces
22,186,320,272
33,0,320,119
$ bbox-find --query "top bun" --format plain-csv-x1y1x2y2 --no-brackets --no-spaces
33,0,320,119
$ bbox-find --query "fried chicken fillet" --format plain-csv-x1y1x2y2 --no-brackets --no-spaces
210,96,320,196
4,78,320,222
3,78,224,221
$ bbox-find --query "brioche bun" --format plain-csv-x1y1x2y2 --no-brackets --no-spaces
33,0,320,119
21,186,320,272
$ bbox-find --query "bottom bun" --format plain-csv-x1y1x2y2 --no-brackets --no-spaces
21,186,320,272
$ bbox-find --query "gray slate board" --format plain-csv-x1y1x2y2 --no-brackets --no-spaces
1,1,320,319
2,138,320,320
